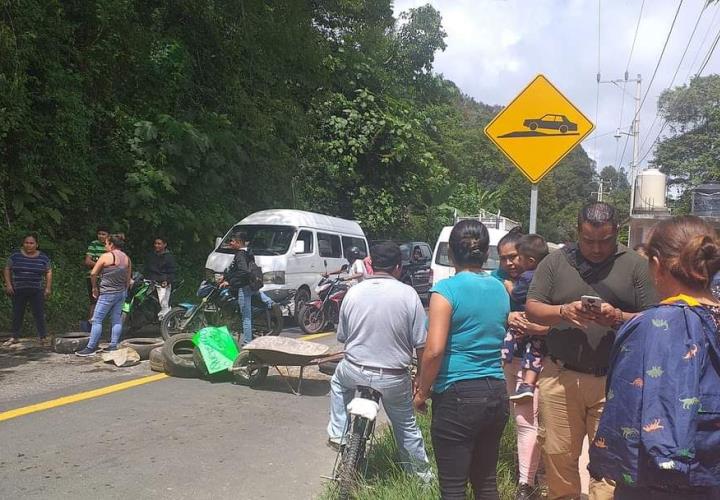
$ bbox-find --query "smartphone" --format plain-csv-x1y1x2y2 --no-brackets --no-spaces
581,295,603,313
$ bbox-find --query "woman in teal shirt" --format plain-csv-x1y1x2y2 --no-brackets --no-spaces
414,219,510,499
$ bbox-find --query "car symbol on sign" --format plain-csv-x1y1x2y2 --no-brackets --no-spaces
523,114,578,134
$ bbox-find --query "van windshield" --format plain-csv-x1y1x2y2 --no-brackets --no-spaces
435,243,500,270
217,225,295,256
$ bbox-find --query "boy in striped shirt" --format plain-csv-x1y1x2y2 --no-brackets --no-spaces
83,226,110,329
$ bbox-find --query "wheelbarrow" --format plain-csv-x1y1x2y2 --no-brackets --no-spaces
230,336,343,395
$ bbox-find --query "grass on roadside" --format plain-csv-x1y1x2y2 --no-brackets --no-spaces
320,408,518,500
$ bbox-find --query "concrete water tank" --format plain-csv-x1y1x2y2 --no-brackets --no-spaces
692,182,720,217
634,168,667,211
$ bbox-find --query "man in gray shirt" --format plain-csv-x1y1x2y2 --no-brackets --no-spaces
327,242,430,479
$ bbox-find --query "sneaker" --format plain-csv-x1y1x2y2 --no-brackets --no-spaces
327,436,344,450
75,347,99,357
2,338,19,347
105,345,118,352
516,482,537,500
509,383,535,402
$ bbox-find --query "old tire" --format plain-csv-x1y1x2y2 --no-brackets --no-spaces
53,332,90,354
192,349,233,381
149,347,165,373
338,429,366,500
119,338,164,360
162,333,198,378
232,350,268,387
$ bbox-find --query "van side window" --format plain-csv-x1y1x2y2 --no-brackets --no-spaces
296,230,314,254
318,233,342,258
341,236,368,257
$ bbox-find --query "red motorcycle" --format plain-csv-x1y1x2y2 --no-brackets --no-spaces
298,274,349,334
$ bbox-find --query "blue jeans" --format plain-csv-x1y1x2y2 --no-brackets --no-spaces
236,287,273,344
88,291,127,349
328,359,430,477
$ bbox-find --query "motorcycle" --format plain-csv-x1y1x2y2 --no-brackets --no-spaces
160,280,292,341
121,272,183,334
298,268,349,335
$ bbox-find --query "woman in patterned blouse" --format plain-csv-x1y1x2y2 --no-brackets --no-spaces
589,216,720,499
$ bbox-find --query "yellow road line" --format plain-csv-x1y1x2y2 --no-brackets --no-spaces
298,332,334,341
0,373,168,423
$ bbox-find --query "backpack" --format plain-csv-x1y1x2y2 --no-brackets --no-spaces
247,259,264,291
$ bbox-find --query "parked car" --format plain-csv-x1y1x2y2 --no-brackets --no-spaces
205,209,368,318
370,240,433,299
398,241,433,299
431,226,507,286
523,113,578,134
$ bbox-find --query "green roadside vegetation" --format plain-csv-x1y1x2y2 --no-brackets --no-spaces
2,2,714,334
320,410,520,500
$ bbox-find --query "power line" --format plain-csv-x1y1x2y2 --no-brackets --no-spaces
637,3,720,165
619,0,684,169
614,0,645,168
686,3,720,80
637,2,707,157
592,0,601,167
695,21,720,76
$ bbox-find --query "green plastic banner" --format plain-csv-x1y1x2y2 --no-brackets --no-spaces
192,325,240,374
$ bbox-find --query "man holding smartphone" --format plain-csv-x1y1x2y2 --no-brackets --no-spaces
526,202,655,500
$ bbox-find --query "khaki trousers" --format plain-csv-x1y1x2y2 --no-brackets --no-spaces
537,359,614,500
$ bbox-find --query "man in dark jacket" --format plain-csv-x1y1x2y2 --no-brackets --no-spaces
220,232,273,345
144,237,177,320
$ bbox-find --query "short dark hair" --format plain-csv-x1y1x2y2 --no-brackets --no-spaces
449,220,489,267
22,232,39,244
154,236,168,244
497,226,524,251
96,225,110,233
516,234,549,263
578,202,618,228
370,242,402,271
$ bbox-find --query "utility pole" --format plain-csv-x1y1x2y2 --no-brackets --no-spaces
603,73,641,212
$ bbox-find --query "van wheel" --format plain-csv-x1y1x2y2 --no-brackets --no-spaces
294,287,311,322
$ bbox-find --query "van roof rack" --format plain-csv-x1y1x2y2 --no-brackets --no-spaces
453,209,521,231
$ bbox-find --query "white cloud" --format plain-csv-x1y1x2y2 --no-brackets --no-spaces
393,0,720,172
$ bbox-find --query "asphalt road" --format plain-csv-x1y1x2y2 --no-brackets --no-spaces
0,324,342,500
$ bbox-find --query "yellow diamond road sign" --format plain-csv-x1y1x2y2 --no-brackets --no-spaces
484,74,594,183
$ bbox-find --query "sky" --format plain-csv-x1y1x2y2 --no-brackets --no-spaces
392,0,720,176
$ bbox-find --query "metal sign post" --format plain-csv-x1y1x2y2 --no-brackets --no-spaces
529,184,538,234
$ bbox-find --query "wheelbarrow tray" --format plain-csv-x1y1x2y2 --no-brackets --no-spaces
243,336,331,367
236,336,340,395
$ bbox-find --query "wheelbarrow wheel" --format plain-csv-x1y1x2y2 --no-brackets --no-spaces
233,350,268,387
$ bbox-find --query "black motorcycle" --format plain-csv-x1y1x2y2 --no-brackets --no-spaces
160,280,291,341
121,272,182,334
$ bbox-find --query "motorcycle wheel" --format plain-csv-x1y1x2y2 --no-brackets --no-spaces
160,307,207,341
298,305,325,334
293,287,311,323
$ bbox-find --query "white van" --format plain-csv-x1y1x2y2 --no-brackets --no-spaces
205,209,368,314
431,226,508,286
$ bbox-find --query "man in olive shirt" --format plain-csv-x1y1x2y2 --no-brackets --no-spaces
526,202,655,500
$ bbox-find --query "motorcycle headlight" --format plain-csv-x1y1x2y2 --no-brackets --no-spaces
263,271,285,285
